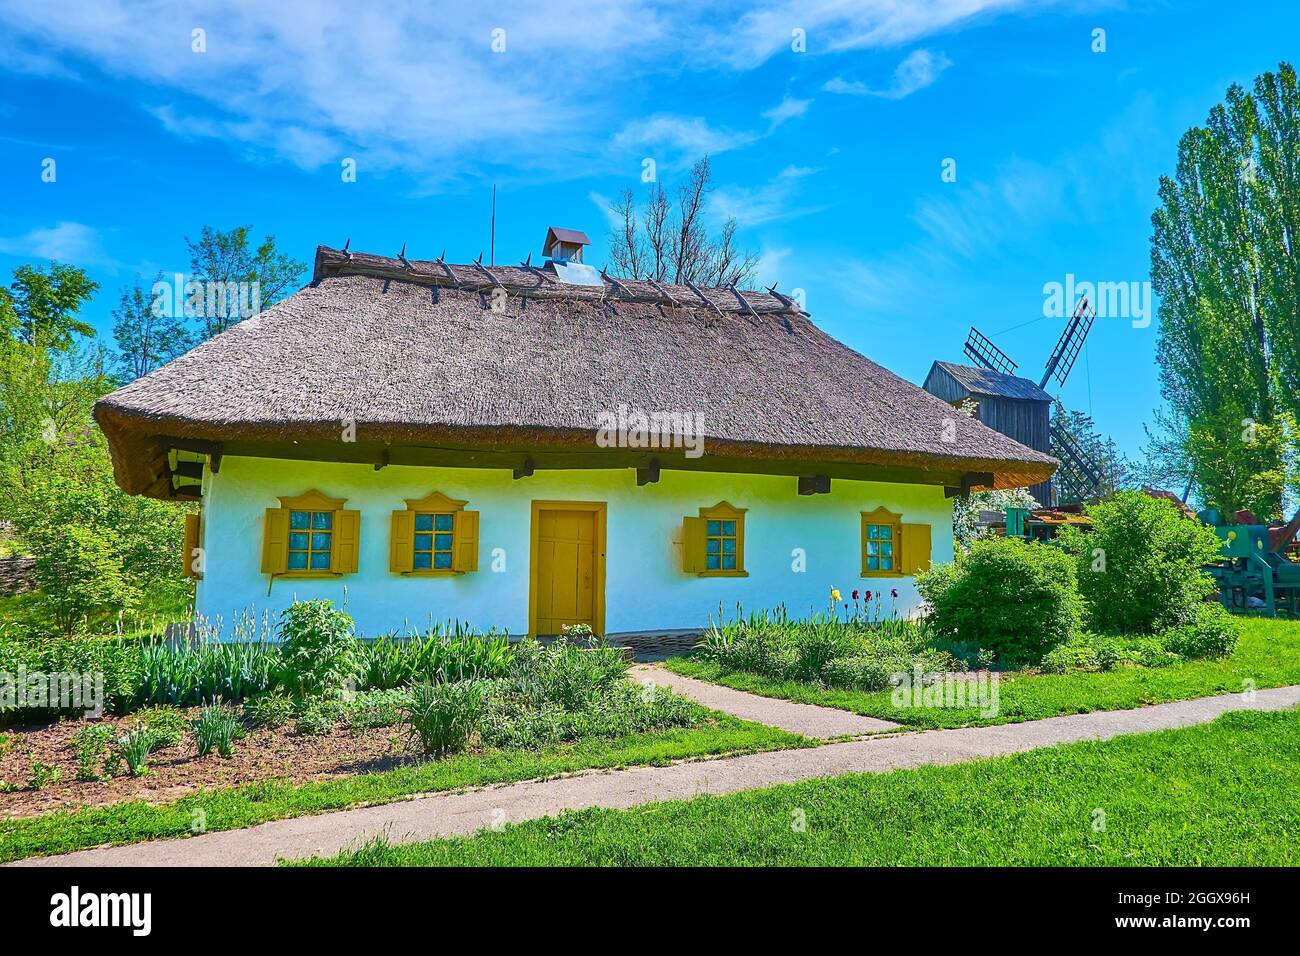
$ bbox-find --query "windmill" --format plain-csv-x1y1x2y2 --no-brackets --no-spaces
928,295,1102,505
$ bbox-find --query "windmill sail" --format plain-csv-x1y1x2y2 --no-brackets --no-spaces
963,327,1019,375
1050,417,1103,503
1040,296,1096,388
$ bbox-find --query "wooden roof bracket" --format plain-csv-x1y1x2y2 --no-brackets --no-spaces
944,471,995,500
472,255,504,290
685,279,725,318
766,283,802,314
636,457,661,486
600,268,633,301
647,278,680,307
434,252,459,288
729,282,762,322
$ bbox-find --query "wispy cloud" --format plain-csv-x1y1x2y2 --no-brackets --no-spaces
762,95,812,128
612,115,758,167
713,165,826,227
824,49,953,99
0,221,119,268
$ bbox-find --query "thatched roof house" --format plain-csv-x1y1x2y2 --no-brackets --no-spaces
94,238,1056,637
96,245,1055,501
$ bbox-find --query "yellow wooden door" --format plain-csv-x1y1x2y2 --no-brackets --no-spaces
535,508,596,635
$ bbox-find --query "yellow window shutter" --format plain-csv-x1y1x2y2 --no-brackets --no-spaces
332,509,361,573
682,516,706,573
261,508,290,574
183,512,201,579
900,523,932,576
452,509,480,572
390,510,415,573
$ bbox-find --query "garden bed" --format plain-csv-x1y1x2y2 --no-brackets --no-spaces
1,708,414,819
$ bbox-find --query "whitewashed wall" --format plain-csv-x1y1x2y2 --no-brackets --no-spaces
196,456,954,637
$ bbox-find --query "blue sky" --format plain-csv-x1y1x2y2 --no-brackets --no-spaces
1,0,1297,465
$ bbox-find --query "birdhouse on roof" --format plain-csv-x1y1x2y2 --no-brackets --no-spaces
543,226,590,263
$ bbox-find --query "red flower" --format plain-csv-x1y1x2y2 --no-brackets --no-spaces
865,590,872,601
851,590,859,600
891,588,899,598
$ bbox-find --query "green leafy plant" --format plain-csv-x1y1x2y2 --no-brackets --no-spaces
115,726,161,777
26,755,60,790
918,537,1083,666
193,705,244,758
1058,491,1223,634
1162,604,1241,659
294,697,345,737
404,680,490,757
133,705,187,747
71,724,115,781
344,689,412,730
277,600,357,699
243,691,295,729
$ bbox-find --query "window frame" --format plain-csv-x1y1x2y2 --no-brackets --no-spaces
398,490,467,577
278,489,349,578
861,506,903,578
697,500,748,577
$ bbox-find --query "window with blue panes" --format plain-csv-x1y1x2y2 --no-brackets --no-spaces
863,522,894,572
288,510,333,571
413,512,455,570
705,518,738,571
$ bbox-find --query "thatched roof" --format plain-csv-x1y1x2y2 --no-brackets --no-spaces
95,245,1057,500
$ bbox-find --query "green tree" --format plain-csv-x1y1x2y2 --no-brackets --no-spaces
1150,62,1300,517
1,263,98,351
1051,402,1131,504
112,273,192,381
185,226,306,337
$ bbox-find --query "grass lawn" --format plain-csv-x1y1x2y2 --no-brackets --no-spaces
0,716,801,863
664,618,1300,729
302,708,1300,866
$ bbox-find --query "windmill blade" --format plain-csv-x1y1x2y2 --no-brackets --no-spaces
963,327,1019,375
1049,418,1103,502
1040,295,1096,389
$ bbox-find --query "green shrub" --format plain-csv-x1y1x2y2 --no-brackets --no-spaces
404,680,490,757
355,628,513,690
1039,633,1180,674
1058,491,1223,634
479,682,698,750
71,724,115,781
243,691,296,729
133,705,187,747
193,705,243,758
26,755,60,790
132,638,278,709
114,726,160,776
344,689,412,730
277,600,357,698
1162,604,1241,659
918,537,1083,665
509,637,625,710
29,525,140,635
294,697,346,736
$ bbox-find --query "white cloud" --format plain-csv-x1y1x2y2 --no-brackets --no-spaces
824,49,953,100
612,115,758,167
712,165,827,227
0,222,119,268
719,0,1048,69
762,95,812,127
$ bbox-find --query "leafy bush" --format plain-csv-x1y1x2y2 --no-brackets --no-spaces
344,689,412,730
918,537,1083,666
508,637,626,711
133,705,187,747
1162,604,1241,659
294,697,346,736
1058,491,1223,634
29,525,139,635
193,705,243,758
479,682,698,750
71,724,115,781
698,607,949,691
404,680,491,757
1039,633,1180,674
243,691,296,729
26,755,60,790
277,600,357,699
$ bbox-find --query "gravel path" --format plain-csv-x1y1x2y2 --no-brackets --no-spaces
13,683,1299,867
631,664,900,737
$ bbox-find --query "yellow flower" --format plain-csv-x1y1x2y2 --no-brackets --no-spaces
830,588,842,602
